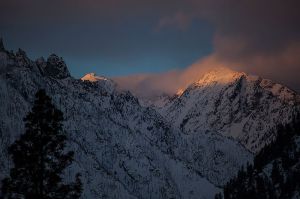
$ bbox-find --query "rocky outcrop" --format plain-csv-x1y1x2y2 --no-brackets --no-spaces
44,54,70,79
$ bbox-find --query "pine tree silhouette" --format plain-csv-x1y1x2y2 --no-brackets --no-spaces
1,89,82,199
271,161,283,186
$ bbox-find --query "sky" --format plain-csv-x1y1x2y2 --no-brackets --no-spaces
1,0,300,96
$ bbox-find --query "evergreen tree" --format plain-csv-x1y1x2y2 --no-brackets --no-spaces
271,161,283,186
1,89,82,199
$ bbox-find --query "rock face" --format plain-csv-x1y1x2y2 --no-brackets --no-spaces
0,38,5,51
0,45,253,198
15,48,32,67
44,54,70,79
159,68,300,153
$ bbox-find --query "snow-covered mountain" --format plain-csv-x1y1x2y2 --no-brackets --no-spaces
137,93,172,108
0,41,253,198
158,67,300,153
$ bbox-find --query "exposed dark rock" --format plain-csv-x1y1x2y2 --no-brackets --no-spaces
44,54,70,79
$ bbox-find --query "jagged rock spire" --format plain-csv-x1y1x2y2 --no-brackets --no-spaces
44,54,71,79
16,48,27,57
15,48,31,67
0,37,5,51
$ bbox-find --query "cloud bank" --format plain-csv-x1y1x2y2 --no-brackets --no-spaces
114,0,300,96
1,0,300,95
113,56,222,98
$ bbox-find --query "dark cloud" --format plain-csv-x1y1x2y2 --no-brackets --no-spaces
196,0,300,91
0,0,188,25
194,0,300,57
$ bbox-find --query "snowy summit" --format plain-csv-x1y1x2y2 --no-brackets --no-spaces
81,73,108,82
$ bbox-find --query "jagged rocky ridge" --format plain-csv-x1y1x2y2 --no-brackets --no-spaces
158,68,300,153
0,40,253,198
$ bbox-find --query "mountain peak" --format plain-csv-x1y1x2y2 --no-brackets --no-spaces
162,67,299,152
81,73,108,82
81,73,116,93
196,67,246,86
15,48,31,67
16,48,27,57
175,88,185,97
